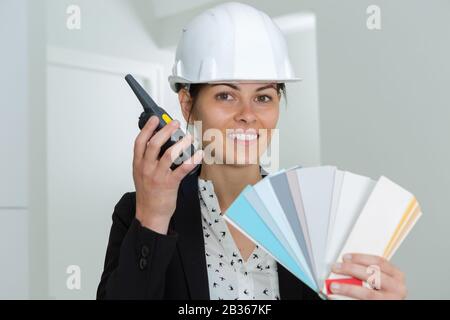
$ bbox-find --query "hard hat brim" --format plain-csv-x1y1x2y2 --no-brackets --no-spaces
168,76,302,92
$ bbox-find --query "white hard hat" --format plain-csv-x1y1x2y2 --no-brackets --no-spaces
168,2,301,92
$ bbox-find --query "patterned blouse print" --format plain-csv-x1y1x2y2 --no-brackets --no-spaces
198,177,280,300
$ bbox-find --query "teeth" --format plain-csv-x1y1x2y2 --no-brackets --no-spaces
228,133,258,141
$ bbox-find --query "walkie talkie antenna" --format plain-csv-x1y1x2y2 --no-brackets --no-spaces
124,73,200,174
125,74,153,113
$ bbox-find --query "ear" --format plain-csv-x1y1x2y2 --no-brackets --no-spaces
178,88,194,123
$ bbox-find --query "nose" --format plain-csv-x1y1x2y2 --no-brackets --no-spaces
234,102,257,124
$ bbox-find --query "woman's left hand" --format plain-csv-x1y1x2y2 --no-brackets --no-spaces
330,253,407,300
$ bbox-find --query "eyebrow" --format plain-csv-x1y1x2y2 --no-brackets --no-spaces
210,83,277,92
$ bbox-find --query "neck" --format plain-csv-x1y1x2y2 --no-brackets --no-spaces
199,163,262,213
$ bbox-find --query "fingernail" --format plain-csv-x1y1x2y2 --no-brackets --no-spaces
343,254,352,261
330,283,340,292
333,263,342,270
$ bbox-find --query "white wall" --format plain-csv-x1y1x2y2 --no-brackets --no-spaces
27,0,48,300
45,0,180,117
44,0,177,299
312,0,450,299
46,62,137,299
275,13,321,169
0,0,30,299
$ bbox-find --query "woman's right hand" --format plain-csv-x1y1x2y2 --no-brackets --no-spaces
133,115,203,234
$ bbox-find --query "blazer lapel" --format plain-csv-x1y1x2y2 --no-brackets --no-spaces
277,262,305,299
172,166,210,299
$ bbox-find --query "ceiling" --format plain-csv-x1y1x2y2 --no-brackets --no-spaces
149,0,220,19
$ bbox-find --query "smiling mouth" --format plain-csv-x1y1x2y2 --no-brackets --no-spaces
227,132,259,142
226,129,260,144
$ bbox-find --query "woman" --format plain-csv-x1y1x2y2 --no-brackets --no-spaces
97,2,407,300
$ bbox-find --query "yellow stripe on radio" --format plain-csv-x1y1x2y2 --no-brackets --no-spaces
162,113,172,124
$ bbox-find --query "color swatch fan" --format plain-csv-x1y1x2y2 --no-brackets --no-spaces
223,166,422,299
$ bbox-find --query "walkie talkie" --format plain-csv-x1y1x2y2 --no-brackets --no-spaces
125,74,200,174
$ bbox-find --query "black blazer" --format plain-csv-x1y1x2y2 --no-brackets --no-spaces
97,165,320,300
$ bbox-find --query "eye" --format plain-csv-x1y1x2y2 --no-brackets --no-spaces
255,95,272,103
215,92,234,101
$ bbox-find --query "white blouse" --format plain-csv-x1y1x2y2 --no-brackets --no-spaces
198,177,280,300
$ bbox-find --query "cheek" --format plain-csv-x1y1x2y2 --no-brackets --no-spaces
259,109,279,145
201,106,234,131
260,107,279,129
193,106,232,145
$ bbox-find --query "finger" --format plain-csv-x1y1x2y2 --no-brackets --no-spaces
133,116,159,164
157,133,194,172
331,262,402,293
171,149,204,182
343,253,404,280
144,120,181,163
329,282,384,300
